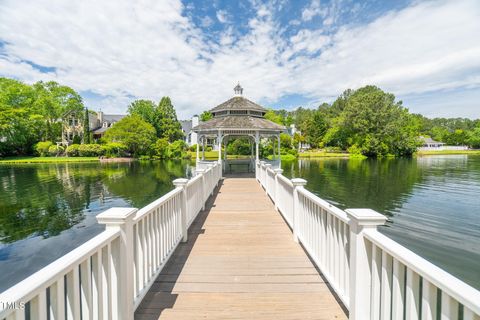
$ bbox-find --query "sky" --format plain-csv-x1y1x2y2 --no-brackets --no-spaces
0,0,479,119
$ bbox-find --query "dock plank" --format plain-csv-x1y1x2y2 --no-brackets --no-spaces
135,176,347,319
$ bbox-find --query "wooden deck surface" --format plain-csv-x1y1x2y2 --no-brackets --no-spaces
135,177,348,320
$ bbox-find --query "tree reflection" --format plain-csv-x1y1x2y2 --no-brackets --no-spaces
0,161,192,243
281,157,425,216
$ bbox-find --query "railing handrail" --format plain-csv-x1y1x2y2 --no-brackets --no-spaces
0,228,120,316
364,229,480,315
134,187,182,221
277,173,293,187
297,187,350,224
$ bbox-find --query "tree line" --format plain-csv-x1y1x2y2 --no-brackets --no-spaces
0,77,189,159
263,86,480,157
2,77,479,159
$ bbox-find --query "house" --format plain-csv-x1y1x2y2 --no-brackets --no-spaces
180,115,199,146
61,110,125,145
420,136,445,148
91,112,125,140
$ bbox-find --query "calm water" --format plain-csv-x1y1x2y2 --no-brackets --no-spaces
282,155,480,290
0,160,194,291
1,157,479,293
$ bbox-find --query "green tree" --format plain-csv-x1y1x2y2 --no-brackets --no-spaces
200,111,213,121
0,78,42,156
83,108,91,144
467,125,480,148
103,115,156,156
32,81,83,141
155,97,184,142
264,109,284,124
127,99,156,125
333,86,420,157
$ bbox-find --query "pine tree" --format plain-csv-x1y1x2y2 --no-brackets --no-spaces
155,97,184,142
83,108,91,144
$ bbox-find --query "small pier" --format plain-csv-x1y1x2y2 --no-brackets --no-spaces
135,176,346,319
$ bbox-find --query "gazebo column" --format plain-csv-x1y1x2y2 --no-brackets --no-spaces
277,134,281,167
255,131,260,161
217,131,222,163
196,139,200,162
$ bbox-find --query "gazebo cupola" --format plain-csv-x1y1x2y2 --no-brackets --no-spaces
192,84,285,173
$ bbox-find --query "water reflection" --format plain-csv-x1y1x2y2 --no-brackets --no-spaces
282,155,480,290
0,160,193,291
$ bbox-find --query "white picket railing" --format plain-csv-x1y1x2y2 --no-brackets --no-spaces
256,160,480,320
0,162,222,320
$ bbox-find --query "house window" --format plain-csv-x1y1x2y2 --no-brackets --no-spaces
103,122,108,128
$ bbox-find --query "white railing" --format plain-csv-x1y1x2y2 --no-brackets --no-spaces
255,160,480,320
0,162,222,320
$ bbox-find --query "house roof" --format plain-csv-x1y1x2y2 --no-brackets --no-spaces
93,127,108,134
420,136,444,144
210,96,267,114
180,120,192,134
103,114,125,123
193,115,285,132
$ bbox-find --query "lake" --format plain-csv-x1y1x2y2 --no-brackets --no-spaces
281,155,480,290
0,160,194,292
0,156,479,292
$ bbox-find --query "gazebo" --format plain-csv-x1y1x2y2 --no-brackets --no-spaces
192,84,285,173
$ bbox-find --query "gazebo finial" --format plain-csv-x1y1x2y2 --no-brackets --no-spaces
234,82,243,96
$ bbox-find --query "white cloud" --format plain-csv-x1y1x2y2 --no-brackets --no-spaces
216,10,229,23
0,0,479,118
301,0,325,21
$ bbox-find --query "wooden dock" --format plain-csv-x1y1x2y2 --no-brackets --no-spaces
135,176,347,320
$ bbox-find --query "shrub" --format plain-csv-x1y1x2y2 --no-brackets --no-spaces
66,144,80,157
206,146,213,152
166,140,188,159
101,142,128,158
35,141,53,156
189,144,197,152
78,144,104,157
152,138,169,159
48,145,64,156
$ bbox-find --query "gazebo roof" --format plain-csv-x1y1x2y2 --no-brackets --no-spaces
193,115,285,132
210,96,267,114
193,84,285,134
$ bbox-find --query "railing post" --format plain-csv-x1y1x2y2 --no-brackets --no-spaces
207,164,214,196
291,178,307,243
346,209,387,320
273,168,283,210
264,164,272,194
173,178,189,243
260,161,265,186
96,207,137,320
195,168,206,210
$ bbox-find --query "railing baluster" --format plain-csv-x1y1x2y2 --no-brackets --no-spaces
392,259,406,320
371,243,381,320
91,249,102,319
66,266,80,320
49,276,65,320
441,292,459,320
421,278,437,320
380,250,393,319
80,259,93,320
406,268,420,320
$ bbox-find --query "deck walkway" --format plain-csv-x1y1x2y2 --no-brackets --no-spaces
135,176,347,320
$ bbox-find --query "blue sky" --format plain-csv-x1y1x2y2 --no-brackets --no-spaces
0,0,479,119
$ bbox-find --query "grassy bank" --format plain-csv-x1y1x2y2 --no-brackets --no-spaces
0,156,100,163
298,151,352,158
416,150,480,156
